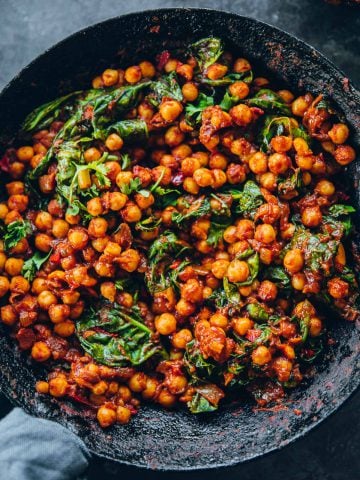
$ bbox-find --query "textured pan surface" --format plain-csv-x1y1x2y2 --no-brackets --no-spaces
0,8,359,471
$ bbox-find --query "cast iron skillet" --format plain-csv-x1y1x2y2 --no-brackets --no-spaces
0,8,359,472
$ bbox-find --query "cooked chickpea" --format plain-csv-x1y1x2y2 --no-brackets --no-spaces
102,68,119,86
229,104,253,126
271,135,292,153
309,317,323,337
333,145,356,166
159,100,183,122
301,206,322,228
84,147,101,163
4,258,23,276
134,192,155,210
249,152,268,174
128,372,147,392
105,133,123,151
36,381,49,394
315,179,335,197
49,304,70,324
206,63,228,80
97,405,116,428
182,82,199,101
118,249,140,272
88,217,108,238
211,259,230,279
292,95,312,116
164,126,185,147
210,312,228,329
157,388,177,408
252,346,272,365
49,377,68,398
328,123,349,145
226,259,249,283
54,320,75,337
229,81,250,99
16,146,34,162
233,58,251,73
254,224,276,244
172,329,193,349
139,60,156,78
155,313,177,335
236,219,254,240
258,280,278,302
68,227,89,249
233,317,253,336
175,298,196,317
1,305,18,326
291,273,306,291
259,172,277,191
268,153,291,174
327,278,349,299
283,249,304,274
37,290,57,310
193,168,213,187
125,65,142,84
10,276,30,294
31,341,51,362
181,157,201,176
116,406,131,424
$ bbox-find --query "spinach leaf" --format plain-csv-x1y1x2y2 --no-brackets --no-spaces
185,93,214,126
22,91,80,132
22,249,53,281
247,89,291,115
148,72,183,107
228,181,264,219
263,266,291,294
223,277,241,305
237,252,260,287
153,185,181,208
202,70,253,87
187,392,217,413
4,220,32,251
278,168,303,198
247,302,269,322
172,197,211,225
184,339,220,381
206,217,232,247
135,216,162,232
190,37,224,71
258,115,311,153
106,119,148,144
77,303,167,367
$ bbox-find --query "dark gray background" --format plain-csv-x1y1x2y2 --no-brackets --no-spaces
0,1,359,479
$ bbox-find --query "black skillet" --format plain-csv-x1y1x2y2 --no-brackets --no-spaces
0,8,359,472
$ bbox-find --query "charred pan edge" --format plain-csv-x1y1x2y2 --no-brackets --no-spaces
0,8,359,471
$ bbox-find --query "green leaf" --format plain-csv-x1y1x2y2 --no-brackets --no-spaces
22,91,80,132
228,181,264,219
22,249,53,281
184,340,220,381
76,303,168,367
120,153,132,170
263,266,291,294
190,37,224,71
4,220,32,251
148,72,183,107
223,277,241,305
328,204,356,217
219,91,238,111
153,186,181,208
172,198,211,225
187,392,217,413
258,115,311,153
247,89,291,115
106,119,148,143
237,252,260,287
202,71,253,87
135,216,162,232
278,168,303,198
206,217,232,247
118,177,142,195
185,93,214,126
247,302,269,322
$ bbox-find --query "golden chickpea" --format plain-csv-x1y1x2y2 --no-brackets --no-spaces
181,279,203,303
283,248,304,274
301,206,322,228
252,345,272,365
5,258,23,276
229,104,253,126
180,177,198,195
61,290,80,305
271,135,292,153
226,259,249,283
236,219,254,240
10,276,30,294
31,341,51,362
118,249,140,272
142,377,159,400
9,161,25,178
7,194,28,212
291,273,306,291
37,290,57,310
164,58,178,72
335,243,346,268
49,304,70,324
118,385,132,402
210,260,230,279
52,219,69,239
84,147,101,163
181,157,201,177
134,192,155,210
34,211,53,231
333,145,356,166
92,75,104,88
139,60,155,78
49,377,68,398
172,143,192,160
125,65,142,84
155,313,177,335
210,312,228,329
315,179,335,197
206,63,228,80
277,90,294,103
328,123,349,144
259,172,277,191
0,204,9,220
293,137,311,155
100,282,116,302
0,253,6,271
31,278,48,295
1,305,18,326
68,227,89,249
17,146,34,162
193,168,213,187
176,62,193,80
172,328,193,349
296,154,315,170
209,152,228,170
157,388,177,408
268,153,291,174
249,152,268,174
233,317,253,336
104,242,121,257
97,405,116,428
164,126,185,147
128,372,147,392
86,197,103,217
233,58,251,73
258,280,278,302
223,225,238,244
36,381,49,394
108,192,127,211
226,163,246,184
11,237,29,255
327,277,349,299
5,210,22,225
292,95,312,116
102,68,119,86
254,224,276,244
309,317,323,337
159,100,183,122
6,181,24,195
105,133,123,151
88,217,108,238
116,406,131,424
175,298,196,317
229,81,250,99
54,320,75,337
182,82,199,101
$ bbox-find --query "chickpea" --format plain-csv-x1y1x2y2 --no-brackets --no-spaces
229,81,250,99
108,192,127,211
104,242,121,257
277,90,294,103
68,227,89,249
88,217,108,238
254,224,276,244
333,145,356,166
210,312,228,329
164,126,185,147
6,181,24,196
226,163,246,184
10,276,30,294
236,219,254,240
159,100,183,122
182,82,199,101
271,135,292,153
258,280,278,302
252,345,272,365
296,154,315,171
233,317,253,336
7,194,28,212
105,133,123,151
291,273,306,291
11,237,29,255
268,153,291,174
92,75,103,88
172,329,193,349
181,157,201,177
116,406,131,424
16,146,34,162
49,304,70,324
291,95,312,116
125,65,142,84
36,381,49,394
142,377,159,400
283,248,304,274
49,377,68,398
233,58,251,73
328,123,349,144
157,388,177,408
102,68,119,86
206,63,228,80
193,168,213,187
223,225,238,244
175,298,196,317
31,341,51,362
118,249,140,272
335,243,346,268
327,278,349,299
37,290,57,310
84,147,101,163
1,305,18,326
181,279,204,303
172,144,192,160
164,58,178,72
32,278,48,295
155,313,177,335
86,197,103,217
134,192,155,210
259,172,277,191
128,372,147,392
34,233,52,253
293,138,311,155
210,259,229,280
4,258,23,276
315,179,335,197
229,104,253,126
249,152,268,174
61,290,80,305
301,206,322,228
54,320,75,337
34,211,53,231
97,405,116,428
209,152,228,170
309,317,323,337
139,60,156,78
0,204,9,220
226,259,249,283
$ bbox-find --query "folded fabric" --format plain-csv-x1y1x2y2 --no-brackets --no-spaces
0,408,90,480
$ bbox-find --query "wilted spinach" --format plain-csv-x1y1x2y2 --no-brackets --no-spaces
185,93,214,126
227,181,264,219
22,249,53,281
247,89,291,115
148,72,183,106
4,220,32,251
190,37,224,71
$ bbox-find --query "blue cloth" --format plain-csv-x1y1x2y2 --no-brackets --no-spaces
0,408,90,480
